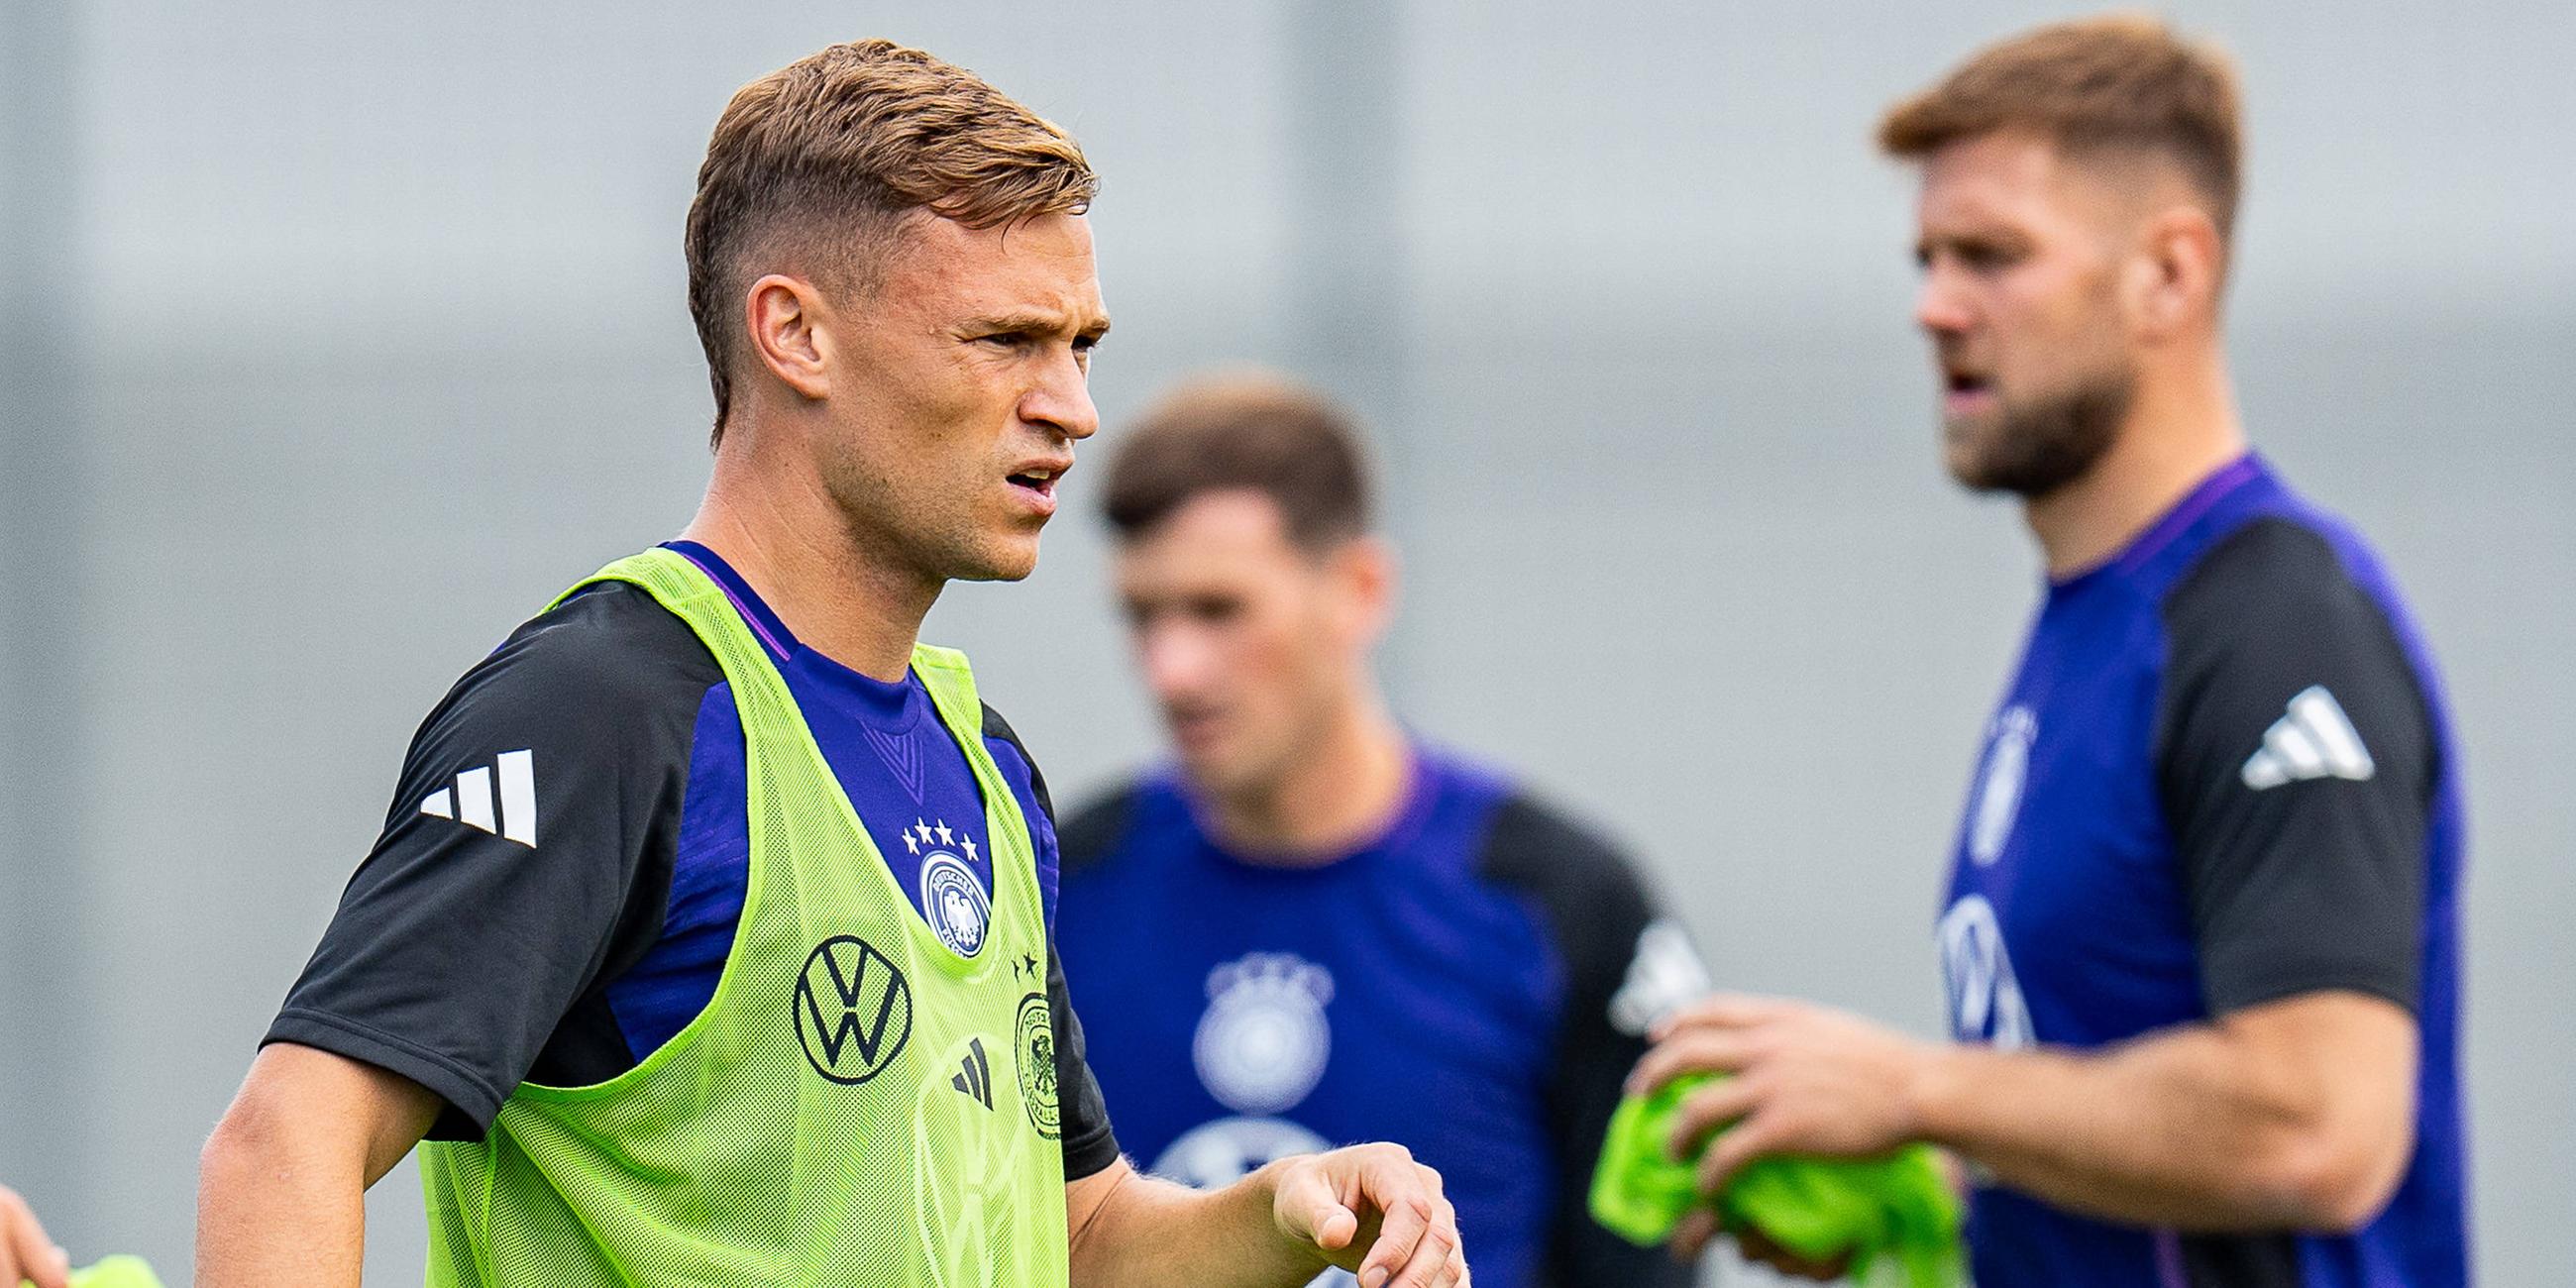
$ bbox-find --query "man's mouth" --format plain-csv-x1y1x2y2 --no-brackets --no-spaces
1943,370,1996,415
1006,464,1066,507
1166,705,1225,750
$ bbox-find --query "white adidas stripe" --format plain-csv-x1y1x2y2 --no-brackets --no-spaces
419,750,538,846
2241,687,2374,790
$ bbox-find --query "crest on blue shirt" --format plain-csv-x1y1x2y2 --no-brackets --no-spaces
1969,705,2037,866
1193,952,1335,1116
916,841,991,959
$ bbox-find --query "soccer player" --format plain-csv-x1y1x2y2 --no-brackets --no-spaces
0,1185,69,1288
1631,16,2467,1287
1057,375,1710,1288
194,42,1466,1288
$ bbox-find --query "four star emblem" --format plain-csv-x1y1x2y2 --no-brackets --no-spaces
895,817,988,864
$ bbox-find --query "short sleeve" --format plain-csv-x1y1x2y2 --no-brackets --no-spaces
1477,792,1705,1287
2155,519,2435,1017
264,583,709,1135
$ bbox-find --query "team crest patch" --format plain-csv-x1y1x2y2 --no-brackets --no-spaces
1016,992,1060,1139
794,935,912,1085
916,847,991,959
1193,953,1335,1117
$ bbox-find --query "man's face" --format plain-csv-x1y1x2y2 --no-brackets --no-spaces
1912,131,2139,497
1115,491,1377,801
813,211,1109,585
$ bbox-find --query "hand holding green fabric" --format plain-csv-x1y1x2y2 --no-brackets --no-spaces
22,1254,163,1288
1590,1073,1965,1288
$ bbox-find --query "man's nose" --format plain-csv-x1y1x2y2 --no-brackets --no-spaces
1139,624,1215,700
1023,349,1099,442
1915,266,1976,337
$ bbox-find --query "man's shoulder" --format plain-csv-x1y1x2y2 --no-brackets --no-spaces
1466,776,1652,901
2156,512,2433,700
439,579,726,722
2168,511,2373,616
1055,776,1163,877
1453,771,1704,1042
393,579,728,813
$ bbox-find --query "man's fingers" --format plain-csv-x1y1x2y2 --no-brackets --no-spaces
1313,1204,1359,1252
1649,993,1790,1041
1352,1151,1455,1288
1695,1111,1787,1199
1354,1190,1432,1287
1739,1227,1854,1281
0,1187,69,1288
1668,1208,1720,1262
1379,1221,1456,1288
1663,1070,1765,1157
1273,1162,1357,1250
1627,1026,1766,1097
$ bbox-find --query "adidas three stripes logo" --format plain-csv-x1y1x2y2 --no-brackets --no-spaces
951,1037,995,1111
2241,687,2375,791
419,749,538,847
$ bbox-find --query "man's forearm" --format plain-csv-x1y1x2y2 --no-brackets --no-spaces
1068,1161,1328,1288
195,1112,368,1287
1909,1004,2412,1232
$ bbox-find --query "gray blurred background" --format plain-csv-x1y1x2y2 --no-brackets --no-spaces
3,1,2569,1282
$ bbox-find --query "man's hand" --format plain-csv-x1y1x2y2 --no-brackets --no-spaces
1668,1210,1849,1281
1633,989,2419,1254
0,1184,70,1288
1267,1144,1469,1288
1632,994,1936,1198
1627,994,1933,1277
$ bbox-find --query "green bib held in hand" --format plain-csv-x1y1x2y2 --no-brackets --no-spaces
1590,1073,1965,1288
420,548,1069,1287
19,1254,164,1288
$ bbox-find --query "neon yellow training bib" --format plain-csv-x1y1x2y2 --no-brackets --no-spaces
421,548,1069,1287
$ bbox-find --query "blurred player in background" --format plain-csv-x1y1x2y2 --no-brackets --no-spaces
195,41,1465,1288
1,1186,68,1288
1633,15,2467,1286
1058,374,1710,1288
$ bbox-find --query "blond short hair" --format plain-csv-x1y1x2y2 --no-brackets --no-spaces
685,40,1097,442
1879,14,2243,239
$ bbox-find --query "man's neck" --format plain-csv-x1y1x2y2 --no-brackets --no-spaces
2025,353,2247,579
680,444,939,683
1203,693,1414,864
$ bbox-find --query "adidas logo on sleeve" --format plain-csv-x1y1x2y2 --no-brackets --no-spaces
2241,687,2375,790
419,749,538,847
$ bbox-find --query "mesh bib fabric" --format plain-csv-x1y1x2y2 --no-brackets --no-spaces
420,548,1069,1287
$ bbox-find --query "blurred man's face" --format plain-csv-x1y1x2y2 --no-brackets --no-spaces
1116,491,1378,802
812,212,1109,585
1911,130,2139,497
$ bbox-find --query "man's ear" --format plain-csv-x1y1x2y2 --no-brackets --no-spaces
744,273,834,402
2127,204,2224,343
1331,534,1400,652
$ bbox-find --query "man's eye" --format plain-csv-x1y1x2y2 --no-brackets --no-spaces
979,332,1026,349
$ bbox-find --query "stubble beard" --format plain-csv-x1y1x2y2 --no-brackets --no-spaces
1947,365,2136,500
818,443,1031,593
